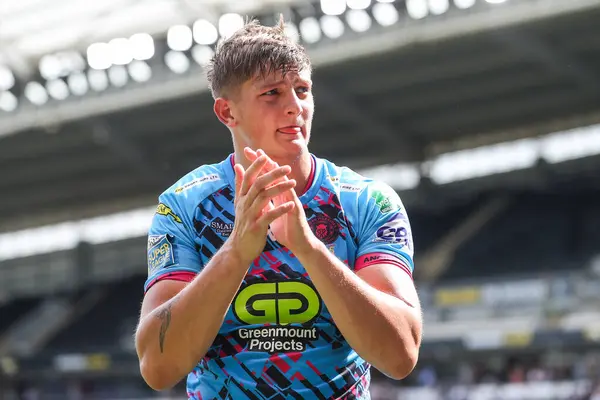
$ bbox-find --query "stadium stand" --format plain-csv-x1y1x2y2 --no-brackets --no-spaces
448,191,600,280
43,276,145,354
0,298,42,336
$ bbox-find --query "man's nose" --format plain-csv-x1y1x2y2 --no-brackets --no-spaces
285,91,303,117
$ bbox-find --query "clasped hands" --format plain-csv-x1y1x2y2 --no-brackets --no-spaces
229,147,318,265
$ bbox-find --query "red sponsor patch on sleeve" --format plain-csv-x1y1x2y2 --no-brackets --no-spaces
355,252,412,278
145,271,196,293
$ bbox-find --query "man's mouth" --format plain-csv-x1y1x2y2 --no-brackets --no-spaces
277,126,303,135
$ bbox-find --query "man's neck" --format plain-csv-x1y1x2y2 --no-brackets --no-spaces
233,149,313,196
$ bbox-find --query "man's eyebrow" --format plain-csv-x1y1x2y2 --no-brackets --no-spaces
256,80,285,91
255,77,312,91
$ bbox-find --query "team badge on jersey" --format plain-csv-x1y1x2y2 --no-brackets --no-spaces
308,213,340,245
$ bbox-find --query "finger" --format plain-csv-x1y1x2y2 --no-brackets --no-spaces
249,180,296,216
234,164,245,195
256,202,295,228
246,149,286,188
254,151,286,185
240,155,268,195
260,150,279,170
246,165,292,203
266,157,279,172
249,148,279,173
262,179,296,199
244,147,258,161
244,148,277,173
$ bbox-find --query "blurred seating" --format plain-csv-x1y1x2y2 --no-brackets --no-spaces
0,297,41,335
440,192,600,281
42,275,146,353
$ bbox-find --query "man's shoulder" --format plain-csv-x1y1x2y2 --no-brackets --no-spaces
161,158,230,202
319,157,376,195
318,157,402,216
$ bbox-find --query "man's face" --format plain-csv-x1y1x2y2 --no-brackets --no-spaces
227,68,314,164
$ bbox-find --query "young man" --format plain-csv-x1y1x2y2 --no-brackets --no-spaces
135,18,422,400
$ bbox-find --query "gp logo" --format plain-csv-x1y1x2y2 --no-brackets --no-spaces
233,282,322,325
374,212,412,249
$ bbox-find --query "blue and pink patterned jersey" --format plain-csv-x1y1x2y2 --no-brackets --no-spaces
144,154,415,399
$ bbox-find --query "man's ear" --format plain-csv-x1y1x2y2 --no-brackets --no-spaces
214,98,238,127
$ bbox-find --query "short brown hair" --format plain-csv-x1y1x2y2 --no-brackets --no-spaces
206,16,312,99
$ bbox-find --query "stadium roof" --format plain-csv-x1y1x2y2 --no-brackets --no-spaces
1,0,600,231
0,0,304,78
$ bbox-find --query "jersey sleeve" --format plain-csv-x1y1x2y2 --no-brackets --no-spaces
144,193,202,293
354,181,414,278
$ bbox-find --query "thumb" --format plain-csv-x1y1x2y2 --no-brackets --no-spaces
288,189,303,212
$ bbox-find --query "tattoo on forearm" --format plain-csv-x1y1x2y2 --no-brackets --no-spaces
155,298,178,353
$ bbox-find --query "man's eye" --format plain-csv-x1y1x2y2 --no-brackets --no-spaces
263,89,279,96
296,86,310,94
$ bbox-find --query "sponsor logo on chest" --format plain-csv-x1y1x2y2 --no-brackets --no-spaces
232,280,322,353
210,221,233,237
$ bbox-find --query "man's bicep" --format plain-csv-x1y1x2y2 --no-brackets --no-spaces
356,263,420,311
140,279,188,320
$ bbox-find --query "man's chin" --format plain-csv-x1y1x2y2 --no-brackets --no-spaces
267,142,309,164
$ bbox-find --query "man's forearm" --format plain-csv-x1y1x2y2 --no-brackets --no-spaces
136,241,249,389
294,240,420,379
